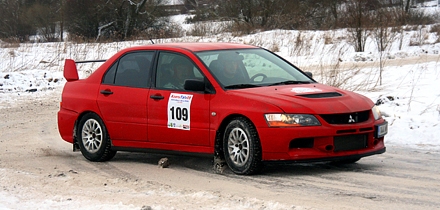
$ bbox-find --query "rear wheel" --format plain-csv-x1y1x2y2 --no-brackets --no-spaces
223,117,262,175
77,113,116,162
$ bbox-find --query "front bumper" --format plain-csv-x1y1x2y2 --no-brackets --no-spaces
258,120,387,161
265,147,386,164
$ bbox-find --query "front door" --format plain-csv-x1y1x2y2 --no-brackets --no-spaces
148,52,211,146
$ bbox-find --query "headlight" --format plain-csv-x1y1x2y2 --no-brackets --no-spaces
372,105,382,120
265,114,321,127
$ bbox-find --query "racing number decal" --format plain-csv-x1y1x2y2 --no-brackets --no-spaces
169,106,188,121
167,93,193,130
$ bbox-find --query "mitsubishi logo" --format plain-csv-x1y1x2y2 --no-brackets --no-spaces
348,115,356,123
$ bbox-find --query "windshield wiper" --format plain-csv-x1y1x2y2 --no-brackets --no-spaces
224,84,261,89
268,80,312,86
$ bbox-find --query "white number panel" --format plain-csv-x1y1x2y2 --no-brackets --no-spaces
167,93,193,130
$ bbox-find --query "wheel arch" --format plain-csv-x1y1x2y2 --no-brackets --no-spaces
73,111,108,150
214,114,260,160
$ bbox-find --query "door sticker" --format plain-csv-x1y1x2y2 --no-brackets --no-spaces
167,93,193,130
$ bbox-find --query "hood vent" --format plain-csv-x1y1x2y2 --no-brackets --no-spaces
298,92,342,98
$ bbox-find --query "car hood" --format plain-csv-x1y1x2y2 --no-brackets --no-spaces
229,84,374,114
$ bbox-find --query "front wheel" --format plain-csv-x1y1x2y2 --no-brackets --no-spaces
223,117,262,175
77,113,116,162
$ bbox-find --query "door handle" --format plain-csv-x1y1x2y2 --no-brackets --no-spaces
100,90,113,95
150,94,164,100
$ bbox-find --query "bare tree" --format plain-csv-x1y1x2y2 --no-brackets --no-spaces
371,7,400,85
65,1,103,40
344,0,377,52
96,0,149,41
26,0,63,42
405,0,412,12
0,1,35,41
59,0,66,41
65,0,169,41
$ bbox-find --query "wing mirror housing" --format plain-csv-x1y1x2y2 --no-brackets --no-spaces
184,79,215,93
184,79,206,92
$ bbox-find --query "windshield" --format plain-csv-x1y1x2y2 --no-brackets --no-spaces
195,48,314,89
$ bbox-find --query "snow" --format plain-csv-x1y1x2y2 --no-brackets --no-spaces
1,10,440,209
2,29,440,148
162,0,184,5
363,60,440,149
2,27,440,150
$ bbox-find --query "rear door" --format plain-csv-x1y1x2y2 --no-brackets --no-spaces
97,51,154,141
148,52,211,146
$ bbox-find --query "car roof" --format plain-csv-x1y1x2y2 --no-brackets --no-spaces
122,42,260,53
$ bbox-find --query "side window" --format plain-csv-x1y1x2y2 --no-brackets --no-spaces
204,52,248,86
103,51,154,88
102,62,118,84
155,52,203,90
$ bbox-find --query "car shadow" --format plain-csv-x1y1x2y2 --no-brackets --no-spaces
110,151,383,177
259,161,382,176
111,151,214,173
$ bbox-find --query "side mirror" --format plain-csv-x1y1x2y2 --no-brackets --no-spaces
184,79,205,92
305,72,313,78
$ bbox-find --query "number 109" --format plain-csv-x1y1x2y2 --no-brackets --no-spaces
169,106,188,121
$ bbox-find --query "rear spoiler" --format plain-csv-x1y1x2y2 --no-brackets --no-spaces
63,59,106,81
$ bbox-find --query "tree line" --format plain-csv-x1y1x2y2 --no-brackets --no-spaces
0,0,438,45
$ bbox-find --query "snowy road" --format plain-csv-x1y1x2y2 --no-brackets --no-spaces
0,91,439,210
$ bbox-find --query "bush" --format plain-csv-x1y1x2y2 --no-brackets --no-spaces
0,38,21,48
188,22,210,36
404,9,439,25
430,24,440,34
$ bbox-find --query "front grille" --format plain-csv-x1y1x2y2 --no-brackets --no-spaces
320,110,370,124
334,134,368,152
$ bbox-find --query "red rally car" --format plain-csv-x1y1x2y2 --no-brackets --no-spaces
57,42,387,175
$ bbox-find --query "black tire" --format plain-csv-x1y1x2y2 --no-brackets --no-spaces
77,113,116,162
223,117,262,175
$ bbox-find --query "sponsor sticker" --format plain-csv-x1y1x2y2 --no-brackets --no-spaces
167,93,193,130
291,87,323,93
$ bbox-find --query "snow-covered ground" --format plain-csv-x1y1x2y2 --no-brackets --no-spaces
2,20,440,151
1,8,440,209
